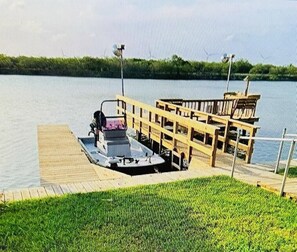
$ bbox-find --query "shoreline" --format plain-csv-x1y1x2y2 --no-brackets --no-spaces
0,72,296,82
1,54,296,81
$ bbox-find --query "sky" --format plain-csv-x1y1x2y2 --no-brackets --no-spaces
0,0,296,65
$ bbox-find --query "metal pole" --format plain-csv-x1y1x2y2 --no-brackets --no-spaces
285,134,297,137
120,53,124,96
279,139,296,197
274,128,286,173
239,136,294,142
231,129,241,178
226,57,232,92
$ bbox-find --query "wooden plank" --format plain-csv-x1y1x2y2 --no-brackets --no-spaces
66,183,80,194
44,185,56,197
59,184,72,194
80,182,94,193
20,188,31,200
12,191,23,201
110,178,135,189
94,180,114,191
37,187,48,199
4,191,14,202
28,188,40,199
73,183,87,193
87,181,103,191
0,191,5,203
52,185,64,195
108,178,134,188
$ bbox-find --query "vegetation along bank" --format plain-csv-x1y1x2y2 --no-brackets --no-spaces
0,54,296,81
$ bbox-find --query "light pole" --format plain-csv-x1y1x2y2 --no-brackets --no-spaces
221,53,235,92
113,44,125,96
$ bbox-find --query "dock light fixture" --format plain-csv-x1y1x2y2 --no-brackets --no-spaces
113,44,125,96
221,53,235,92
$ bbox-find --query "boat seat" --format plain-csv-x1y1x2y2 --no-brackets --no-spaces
103,129,127,139
104,137,131,157
104,118,125,130
105,137,130,145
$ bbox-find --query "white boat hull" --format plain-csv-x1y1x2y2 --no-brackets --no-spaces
78,136,165,168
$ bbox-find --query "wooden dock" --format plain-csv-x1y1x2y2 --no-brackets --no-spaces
116,95,258,166
0,96,297,202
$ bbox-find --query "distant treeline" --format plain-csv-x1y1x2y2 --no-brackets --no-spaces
0,54,296,81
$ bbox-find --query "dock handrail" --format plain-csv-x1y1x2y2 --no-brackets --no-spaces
156,99,259,163
116,95,219,167
159,98,259,121
232,133,297,197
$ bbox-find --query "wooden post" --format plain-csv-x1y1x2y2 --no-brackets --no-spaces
204,115,210,144
210,129,218,167
139,107,143,131
222,120,230,153
148,111,152,140
132,105,135,129
159,115,164,154
116,99,120,115
231,129,241,178
213,101,218,114
175,106,181,118
187,126,194,164
245,127,257,163
172,120,178,151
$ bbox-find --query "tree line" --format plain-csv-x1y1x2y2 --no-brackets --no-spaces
0,54,296,81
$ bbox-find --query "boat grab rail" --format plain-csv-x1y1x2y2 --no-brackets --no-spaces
100,99,127,116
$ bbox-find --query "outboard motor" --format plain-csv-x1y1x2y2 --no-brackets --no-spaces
89,110,106,147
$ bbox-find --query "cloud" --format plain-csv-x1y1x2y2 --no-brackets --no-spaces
89,33,96,38
156,5,195,19
21,20,45,34
9,0,25,10
224,34,234,42
0,0,296,64
51,33,67,43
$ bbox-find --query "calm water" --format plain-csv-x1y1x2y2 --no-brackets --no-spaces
0,75,296,190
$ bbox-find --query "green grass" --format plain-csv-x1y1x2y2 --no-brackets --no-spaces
278,166,297,178
1,176,297,251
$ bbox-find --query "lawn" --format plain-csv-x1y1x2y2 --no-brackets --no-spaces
279,166,297,178
1,176,297,251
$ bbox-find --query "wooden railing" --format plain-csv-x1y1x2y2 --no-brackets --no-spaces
156,100,259,163
116,95,219,167
159,98,259,121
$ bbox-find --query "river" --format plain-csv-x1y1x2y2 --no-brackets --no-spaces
0,75,296,189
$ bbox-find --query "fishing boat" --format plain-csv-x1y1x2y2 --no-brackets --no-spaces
78,99,165,168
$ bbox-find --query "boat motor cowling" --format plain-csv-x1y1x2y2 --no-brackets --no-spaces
91,110,106,131
90,110,106,147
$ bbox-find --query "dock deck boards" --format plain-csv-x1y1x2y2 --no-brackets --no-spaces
38,125,125,186
1,124,296,202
